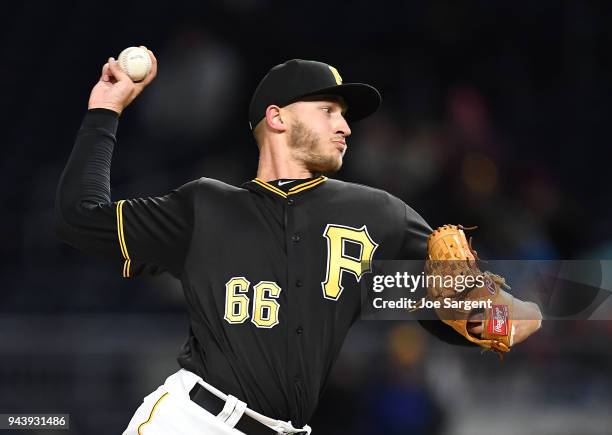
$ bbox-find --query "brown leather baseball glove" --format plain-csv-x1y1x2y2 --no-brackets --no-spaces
425,225,514,354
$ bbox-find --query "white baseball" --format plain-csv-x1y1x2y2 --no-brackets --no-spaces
117,46,152,82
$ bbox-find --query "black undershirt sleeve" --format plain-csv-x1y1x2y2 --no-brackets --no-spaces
55,109,195,278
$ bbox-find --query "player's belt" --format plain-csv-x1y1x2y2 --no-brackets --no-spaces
189,383,307,435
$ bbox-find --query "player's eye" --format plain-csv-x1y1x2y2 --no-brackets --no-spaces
321,107,331,113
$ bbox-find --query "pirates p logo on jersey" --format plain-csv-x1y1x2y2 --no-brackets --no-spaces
321,224,379,300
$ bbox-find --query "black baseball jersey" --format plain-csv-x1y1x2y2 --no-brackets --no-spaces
56,109,465,426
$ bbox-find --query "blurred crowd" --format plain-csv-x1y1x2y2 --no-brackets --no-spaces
2,1,612,434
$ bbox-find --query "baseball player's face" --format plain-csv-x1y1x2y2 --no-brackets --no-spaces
285,97,351,173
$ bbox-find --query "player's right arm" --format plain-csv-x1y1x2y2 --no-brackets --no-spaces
56,50,194,278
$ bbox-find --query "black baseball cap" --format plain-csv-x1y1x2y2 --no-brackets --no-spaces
248,59,381,130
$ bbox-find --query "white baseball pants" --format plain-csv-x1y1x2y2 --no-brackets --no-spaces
122,369,311,435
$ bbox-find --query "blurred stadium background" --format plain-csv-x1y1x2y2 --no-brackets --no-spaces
2,1,612,434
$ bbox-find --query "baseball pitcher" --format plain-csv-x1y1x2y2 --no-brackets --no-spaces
56,49,542,434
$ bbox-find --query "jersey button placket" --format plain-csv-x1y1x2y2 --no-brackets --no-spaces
285,194,302,409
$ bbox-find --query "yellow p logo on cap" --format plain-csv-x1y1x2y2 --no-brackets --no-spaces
328,66,342,85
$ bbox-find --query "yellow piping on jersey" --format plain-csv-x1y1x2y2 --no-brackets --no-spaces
116,200,131,278
137,392,169,434
253,179,288,197
253,176,327,198
288,176,327,194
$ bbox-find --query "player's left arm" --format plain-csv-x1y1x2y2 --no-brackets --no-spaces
398,204,543,347
397,203,480,345
425,224,543,351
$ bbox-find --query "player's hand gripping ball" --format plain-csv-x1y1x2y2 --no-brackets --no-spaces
117,46,152,82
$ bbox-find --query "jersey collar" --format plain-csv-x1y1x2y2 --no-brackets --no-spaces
248,176,328,198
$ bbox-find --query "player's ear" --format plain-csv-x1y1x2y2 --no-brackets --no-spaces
264,105,287,133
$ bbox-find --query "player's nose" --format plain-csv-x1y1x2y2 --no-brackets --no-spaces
336,115,351,138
